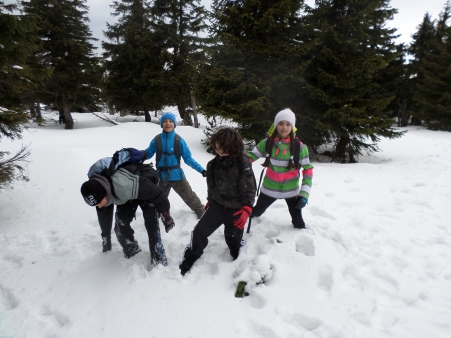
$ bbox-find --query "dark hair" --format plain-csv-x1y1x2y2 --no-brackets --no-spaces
210,127,244,160
262,129,296,169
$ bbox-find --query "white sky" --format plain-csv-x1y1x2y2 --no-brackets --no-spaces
86,0,447,49
1,110,450,337
3,0,447,50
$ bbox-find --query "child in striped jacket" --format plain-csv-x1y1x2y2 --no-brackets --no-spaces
247,108,313,229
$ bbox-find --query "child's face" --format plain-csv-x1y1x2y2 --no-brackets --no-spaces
162,119,175,133
215,143,229,157
96,196,108,208
276,121,292,138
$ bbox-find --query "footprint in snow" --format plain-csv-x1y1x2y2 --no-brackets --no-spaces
308,206,337,220
0,283,19,310
283,312,323,332
2,254,23,268
317,264,334,293
295,235,315,256
34,304,71,328
128,263,148,284
264,229,281,239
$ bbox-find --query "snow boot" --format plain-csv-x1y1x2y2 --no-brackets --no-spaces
293,221,306,229
179,260,193,276
123,240,142,259
179,249,199,276
102,236,112,252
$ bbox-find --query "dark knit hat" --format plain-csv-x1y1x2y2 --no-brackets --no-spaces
80,180,107,206
160,112,177,128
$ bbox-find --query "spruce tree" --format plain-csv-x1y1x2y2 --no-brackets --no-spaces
21,0,101,129
102,0,167,121
411,2,451,130
296,0,403,162
150,0,209,126
195,0,304,140
408,13,436,125
0,1,35,189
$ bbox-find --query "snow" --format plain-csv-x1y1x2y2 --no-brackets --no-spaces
1,111,451,337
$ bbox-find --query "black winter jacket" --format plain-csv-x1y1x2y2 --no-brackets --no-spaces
93,163,169,213
206,154,256,209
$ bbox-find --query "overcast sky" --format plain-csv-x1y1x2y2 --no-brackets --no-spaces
5,0,448,50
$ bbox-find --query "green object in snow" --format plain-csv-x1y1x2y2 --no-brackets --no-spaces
235,281,248,298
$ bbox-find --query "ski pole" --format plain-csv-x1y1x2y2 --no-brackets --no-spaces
246,216,253,234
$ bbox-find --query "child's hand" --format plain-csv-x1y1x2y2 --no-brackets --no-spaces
233,206,252,230
160,211,175,233
295,197,307,209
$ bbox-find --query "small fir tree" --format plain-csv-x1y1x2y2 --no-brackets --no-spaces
0,2,35,189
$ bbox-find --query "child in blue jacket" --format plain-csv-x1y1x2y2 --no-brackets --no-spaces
145,112,206,219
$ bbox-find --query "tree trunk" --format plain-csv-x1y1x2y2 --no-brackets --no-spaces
335,135,356,163
144,108,151,122
62,96,74,129
398,98,409,127
108,101,115,115
191,91,199,128
36,101,42,121
177,100,192,126
29,104,36,118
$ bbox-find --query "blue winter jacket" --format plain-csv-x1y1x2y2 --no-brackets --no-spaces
145,130,205,182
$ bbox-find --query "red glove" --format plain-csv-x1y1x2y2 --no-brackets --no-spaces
233,206,252,230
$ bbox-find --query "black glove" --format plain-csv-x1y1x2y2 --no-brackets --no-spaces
160,211,175,233
295,197,307,209
202,170,207,177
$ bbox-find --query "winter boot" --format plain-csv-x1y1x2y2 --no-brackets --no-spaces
102,236,112,252
123,240,142,259
293,219,306,229
230,239,246,260
179,249,199,276
179,260,193,276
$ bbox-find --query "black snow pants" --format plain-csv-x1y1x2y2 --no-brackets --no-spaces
113,200,167,266
183,199,244,266
96,204,114,238
252,192,305,228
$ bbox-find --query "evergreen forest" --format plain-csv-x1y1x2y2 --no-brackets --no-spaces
1,0,451,187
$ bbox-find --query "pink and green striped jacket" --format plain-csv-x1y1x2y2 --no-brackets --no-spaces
248,137,313,200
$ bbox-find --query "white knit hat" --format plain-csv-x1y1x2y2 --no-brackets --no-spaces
274,108,295,127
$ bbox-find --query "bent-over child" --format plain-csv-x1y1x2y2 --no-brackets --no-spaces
80,162,174,266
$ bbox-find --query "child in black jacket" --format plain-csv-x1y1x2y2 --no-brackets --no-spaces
179,127,256,276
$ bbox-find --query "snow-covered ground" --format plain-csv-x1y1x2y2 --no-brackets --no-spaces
1,111,450,337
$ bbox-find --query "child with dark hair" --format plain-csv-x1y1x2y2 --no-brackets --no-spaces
179,127,256,276
248,108,313,229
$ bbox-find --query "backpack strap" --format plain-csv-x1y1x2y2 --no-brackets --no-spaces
294,137,301,169
155,133,182,185
264,136,301,169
